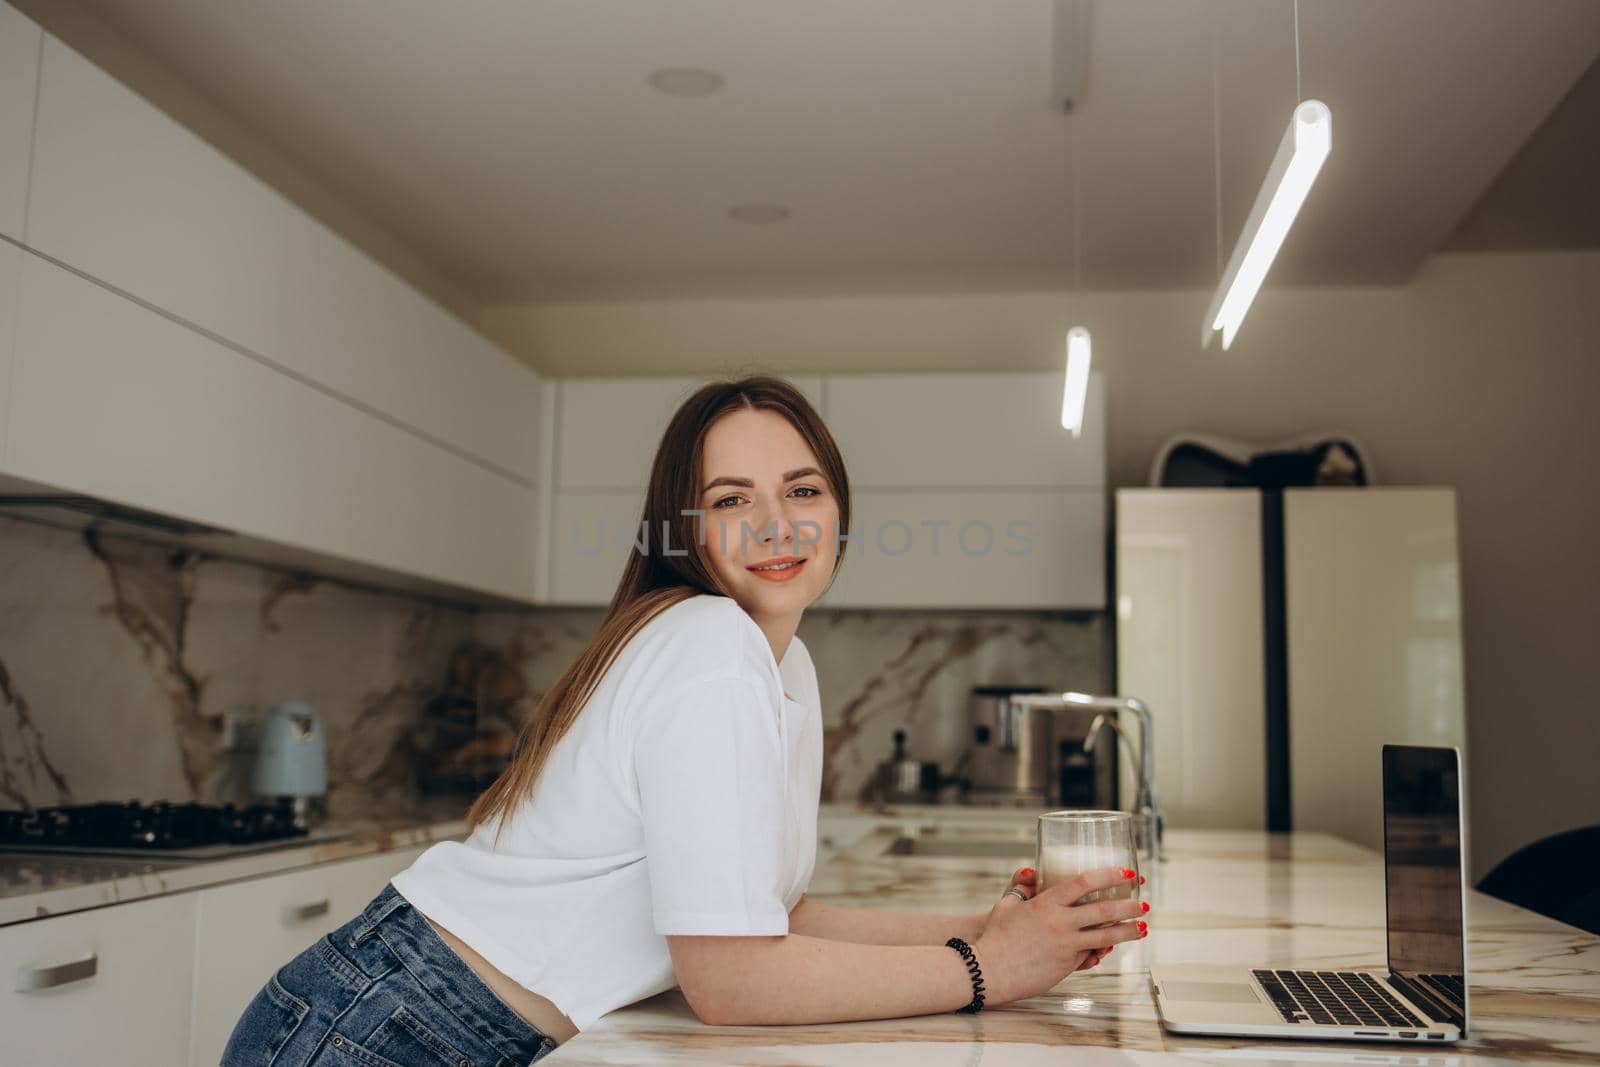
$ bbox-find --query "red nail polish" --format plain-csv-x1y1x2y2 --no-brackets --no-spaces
1120,868,1136,879
1020,867,1035,878
1141,901,1150,913
1138,875,1146,886
1137,920,1148,934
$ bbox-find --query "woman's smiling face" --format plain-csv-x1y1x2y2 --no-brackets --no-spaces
697,407,840,621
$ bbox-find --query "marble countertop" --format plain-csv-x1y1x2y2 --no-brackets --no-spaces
0,798,984,929
550,819,1600,1066
0,797,470,926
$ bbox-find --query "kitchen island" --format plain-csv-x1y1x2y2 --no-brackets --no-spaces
547,821,1600,1065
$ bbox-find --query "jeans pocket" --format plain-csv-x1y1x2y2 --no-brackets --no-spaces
221,973,309,1066
353,1004,475,1067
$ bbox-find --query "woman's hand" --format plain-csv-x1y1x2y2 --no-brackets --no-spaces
973,867,1149,1006
979,866,1105,972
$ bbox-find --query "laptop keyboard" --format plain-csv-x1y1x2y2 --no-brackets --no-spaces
1252,970,1425,1028
1419,973,1465,1005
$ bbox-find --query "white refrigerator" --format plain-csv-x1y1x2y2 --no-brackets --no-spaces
1114,487,1467,849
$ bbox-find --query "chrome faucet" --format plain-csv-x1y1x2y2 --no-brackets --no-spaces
1005,692,1166,861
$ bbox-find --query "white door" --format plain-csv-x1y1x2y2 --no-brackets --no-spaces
1286,488,1467,849
1116,489,1266,829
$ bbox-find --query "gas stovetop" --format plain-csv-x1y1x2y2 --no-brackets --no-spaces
0,801,350,861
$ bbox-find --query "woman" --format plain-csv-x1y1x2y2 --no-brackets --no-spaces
223,376,1149,1066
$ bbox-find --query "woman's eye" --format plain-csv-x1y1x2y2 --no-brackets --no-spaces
791,485,822,499
711,494,745,510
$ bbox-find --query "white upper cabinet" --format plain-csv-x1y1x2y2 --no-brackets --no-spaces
25,33,541,486
825,372,1105,488
0,241,17,465
554,376,824,489
280,208,541,483
545,372,1106,608
8,254,538,601
0,3,40,239
546,376,824,603
818,371,1106,609
555,376,703,489
822,487,1105,609
28,37,288,361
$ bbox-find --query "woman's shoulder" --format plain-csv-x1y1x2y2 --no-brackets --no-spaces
627,593,770,681
645,592,760,642
778,633,819,707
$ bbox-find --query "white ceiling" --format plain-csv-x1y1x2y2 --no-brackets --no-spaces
68,0,1600,302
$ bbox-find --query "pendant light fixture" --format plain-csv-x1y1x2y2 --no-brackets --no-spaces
1201,0,1331,350
1060,116,1091,436
1061,326,1092,434
1055,0,1093,436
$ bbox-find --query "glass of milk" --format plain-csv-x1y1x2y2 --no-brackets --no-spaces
1037,810,1140,919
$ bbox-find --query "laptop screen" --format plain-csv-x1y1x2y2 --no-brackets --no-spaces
1382,744,1467,1028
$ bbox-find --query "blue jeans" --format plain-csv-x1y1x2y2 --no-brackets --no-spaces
222,883,558,1066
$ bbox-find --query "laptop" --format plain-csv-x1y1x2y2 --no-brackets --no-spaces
1152,744,1469,1044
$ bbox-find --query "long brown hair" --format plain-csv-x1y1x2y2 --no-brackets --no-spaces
466,375,851,832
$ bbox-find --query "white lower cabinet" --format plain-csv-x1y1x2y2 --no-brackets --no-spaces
189,846,427,1067
0,846,428,1067
1,892,198,1067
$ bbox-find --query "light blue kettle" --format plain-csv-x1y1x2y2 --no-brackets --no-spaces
253,700,328,805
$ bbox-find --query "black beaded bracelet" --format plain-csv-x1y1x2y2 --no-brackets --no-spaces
945,936,986,1014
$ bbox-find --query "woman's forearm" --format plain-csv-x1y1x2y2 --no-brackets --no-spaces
670,933,981,1026
788,896,985,945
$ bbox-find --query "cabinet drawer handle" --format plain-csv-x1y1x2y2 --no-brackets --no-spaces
286,898,331,922
16,954,98,993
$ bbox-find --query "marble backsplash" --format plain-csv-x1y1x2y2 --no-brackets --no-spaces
473,604,1107,803
0,515,1106,816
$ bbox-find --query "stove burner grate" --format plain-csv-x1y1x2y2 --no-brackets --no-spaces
0,800,310,851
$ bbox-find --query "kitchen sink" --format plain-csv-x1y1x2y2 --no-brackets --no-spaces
882,835,1034,859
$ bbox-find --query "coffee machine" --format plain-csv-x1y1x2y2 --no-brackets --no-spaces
961,685,1116,809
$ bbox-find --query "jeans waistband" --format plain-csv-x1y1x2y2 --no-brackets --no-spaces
353,883,549,1064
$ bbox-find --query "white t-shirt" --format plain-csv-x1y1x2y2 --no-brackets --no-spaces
392,594,822,1031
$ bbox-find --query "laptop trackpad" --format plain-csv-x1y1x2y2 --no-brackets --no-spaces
1164,981,1263,1005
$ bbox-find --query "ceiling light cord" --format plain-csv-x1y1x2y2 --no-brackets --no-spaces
1072,117,1083,293
1211,9,1223,278
1294,0,1303,104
